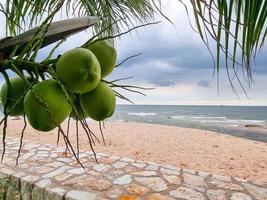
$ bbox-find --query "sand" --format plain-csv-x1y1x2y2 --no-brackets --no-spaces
2,119,267,184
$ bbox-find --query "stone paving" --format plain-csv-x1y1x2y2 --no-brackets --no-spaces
0,138,267,200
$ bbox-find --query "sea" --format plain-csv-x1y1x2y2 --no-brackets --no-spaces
109,105,267,143
1,104,267,143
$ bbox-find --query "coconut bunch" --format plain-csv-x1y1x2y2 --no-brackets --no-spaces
0,40,117,132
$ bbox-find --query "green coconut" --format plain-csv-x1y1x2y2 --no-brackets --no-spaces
79,82,116,121
0,76,28,116
56,48,101,94
86,40,117,78
24,79,72,132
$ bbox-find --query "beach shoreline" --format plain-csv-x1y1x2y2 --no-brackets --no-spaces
1,119,267,184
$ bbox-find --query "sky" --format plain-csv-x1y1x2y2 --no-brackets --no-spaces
1,1,267,106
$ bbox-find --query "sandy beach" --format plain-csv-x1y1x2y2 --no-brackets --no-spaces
2,119,267,184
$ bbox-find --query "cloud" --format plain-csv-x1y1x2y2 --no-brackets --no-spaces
198,80,210,87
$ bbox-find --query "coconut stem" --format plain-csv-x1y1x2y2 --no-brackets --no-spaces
15,114,27,166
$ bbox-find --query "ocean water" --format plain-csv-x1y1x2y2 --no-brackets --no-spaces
109,105,267,143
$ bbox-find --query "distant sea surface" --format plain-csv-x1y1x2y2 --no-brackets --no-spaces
109,105,267,143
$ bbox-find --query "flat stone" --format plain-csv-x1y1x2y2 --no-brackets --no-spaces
89,179,112,191
21,175,40,183
163,175,180,185
55,173,73,181
183,173,207,192
113,175,132,185
212,174,231,182
125,184,150,195
120,157,135,163
35,179,52,188
66,190,96,200
162,165,180,171
135,177,167,192
210,180,243,191
131,163,147,168
234,177,247,183
170,187,205,200
45,187,66,200
160,168,179,175
125,166,137,173
198,171,210,178
43,166,72,178
106,188,122,198
230,192,252,200
207,189,226,200
67,168,85,175
56,157,73,163
145,165,159,171
118,195,140,200
183,168,196,174
243,183,267,200
93,164,111,172
45,161,64,168
112,161,128,169
132,171,157,177
145,193,174,200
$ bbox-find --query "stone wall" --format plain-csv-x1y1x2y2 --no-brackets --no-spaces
1,138,267,200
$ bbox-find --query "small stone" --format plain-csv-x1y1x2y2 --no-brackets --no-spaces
163,175,180,185
243,183,267,200
131,163,147,169
135,177,167,192
93,164,111,172
170,187,205,200
207,189,226,200
132,171,157,177
67,168,85,175
106,188,122,198
210,180,243,191
212,174,231,182
230,192,252,200
66,190,96,200
112,161,128,169
125,184,150,195
145,165,159,171
145,193,174,200
113,175,132,185
160,168,179,175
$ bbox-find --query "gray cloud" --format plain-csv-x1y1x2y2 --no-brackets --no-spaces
198,80,210,87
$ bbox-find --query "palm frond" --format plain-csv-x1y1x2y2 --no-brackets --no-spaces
0,0,158,37
188,0,267,82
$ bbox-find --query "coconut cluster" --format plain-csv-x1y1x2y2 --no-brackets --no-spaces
0,40,117,132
